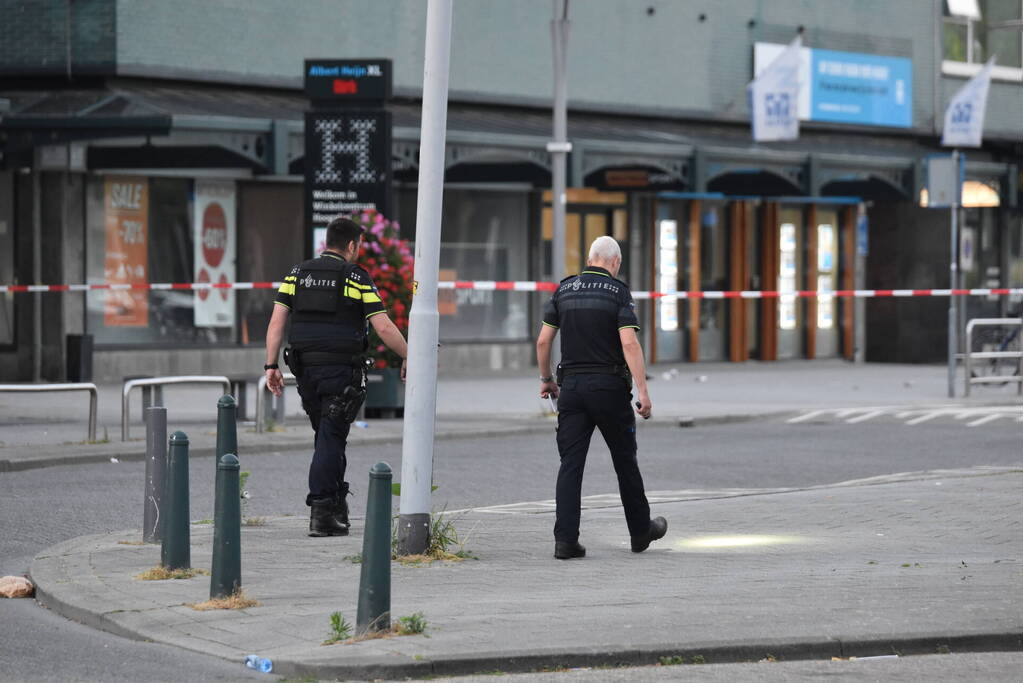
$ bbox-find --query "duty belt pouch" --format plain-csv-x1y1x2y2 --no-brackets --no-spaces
555,364,564,386
326,358,371,424
283,347,303,378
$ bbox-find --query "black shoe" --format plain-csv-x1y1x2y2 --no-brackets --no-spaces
309,504,349,537
631,516,667,553
554,541,586,559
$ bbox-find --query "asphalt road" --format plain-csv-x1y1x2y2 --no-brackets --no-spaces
2,417,1022,681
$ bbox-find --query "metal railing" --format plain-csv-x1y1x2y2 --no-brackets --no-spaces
0,383,98,442
964,318,1023,397
255,372,296,434
121,375,231,441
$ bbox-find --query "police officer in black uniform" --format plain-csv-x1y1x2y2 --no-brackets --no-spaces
264,217,408,537
536,236,667,559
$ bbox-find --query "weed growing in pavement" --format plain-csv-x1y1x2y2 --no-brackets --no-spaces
690,655,706,664
117,540,145,546
343,553,363,564
187,589,260,611
243,517,267,526
135,565,209,581
323,611,353,645
395,612,427,635
192,519,213,525
659,655,686,666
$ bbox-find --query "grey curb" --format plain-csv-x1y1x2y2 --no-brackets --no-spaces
271,632,1023,679
0,414,777,473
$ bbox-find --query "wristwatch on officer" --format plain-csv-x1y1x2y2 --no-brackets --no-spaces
264,363,278,371
540,375,553,383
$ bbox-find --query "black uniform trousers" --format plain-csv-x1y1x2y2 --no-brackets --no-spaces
295,364,354,506
554,373,651,542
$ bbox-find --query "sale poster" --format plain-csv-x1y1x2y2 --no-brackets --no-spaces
193,180,236,327
103,177,149,327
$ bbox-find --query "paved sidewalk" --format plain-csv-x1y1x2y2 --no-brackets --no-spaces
4,360,1021,471
30,466,1023,679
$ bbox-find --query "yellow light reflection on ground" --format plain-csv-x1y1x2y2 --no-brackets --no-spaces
674,534,805,551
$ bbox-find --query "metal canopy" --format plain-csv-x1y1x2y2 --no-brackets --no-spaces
1,81,1014,203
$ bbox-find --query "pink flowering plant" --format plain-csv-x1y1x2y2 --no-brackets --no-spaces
353,210,414,369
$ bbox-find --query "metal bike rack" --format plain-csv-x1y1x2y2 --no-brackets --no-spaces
964,318,1023,397
0,383,98,442
121,375,231,441
255,372,295,434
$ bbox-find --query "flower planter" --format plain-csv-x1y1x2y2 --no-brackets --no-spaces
365,367,405,419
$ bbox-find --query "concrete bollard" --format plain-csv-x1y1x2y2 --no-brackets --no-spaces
210,453,241,599
161,431,191,570
143,406,168,543
215,395,237,478
356,462,392,635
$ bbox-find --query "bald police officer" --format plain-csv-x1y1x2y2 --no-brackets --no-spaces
265,217,408,537
536,236,667,559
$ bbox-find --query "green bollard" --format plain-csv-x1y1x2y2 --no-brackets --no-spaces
215,395,237,477
161,431,191,570
356,462,392,635
210,453,241,599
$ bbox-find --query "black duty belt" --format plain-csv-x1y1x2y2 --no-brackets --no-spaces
299,351,360,366
559,364,628,377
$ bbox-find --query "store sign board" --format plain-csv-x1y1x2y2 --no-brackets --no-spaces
304,110,392,254
304,59,392,102
103,177,149,327
193,180,236,327
755,43,912,128
594,168,687,191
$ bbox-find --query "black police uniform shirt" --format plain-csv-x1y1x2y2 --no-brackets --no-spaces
274,251,386,353
541,266,641,368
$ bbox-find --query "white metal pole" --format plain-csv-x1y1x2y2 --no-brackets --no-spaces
947,149,960,398
548,0,570,367
396,0,453,555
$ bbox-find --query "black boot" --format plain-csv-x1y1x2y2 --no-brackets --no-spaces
631,516,667,553
309,504,349,537
554,541,586,559
333,496,350,530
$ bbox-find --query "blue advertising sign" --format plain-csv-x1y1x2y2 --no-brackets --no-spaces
809,48,912,128
754,43,913,129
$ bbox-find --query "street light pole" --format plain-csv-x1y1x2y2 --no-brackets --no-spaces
947,149,961,398
549,0,570,286
397,0,453,555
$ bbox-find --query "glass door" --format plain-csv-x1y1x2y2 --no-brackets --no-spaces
815,208,839,357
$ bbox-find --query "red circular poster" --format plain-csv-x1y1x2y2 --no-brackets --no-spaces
197,267,211,301
201,203,227,268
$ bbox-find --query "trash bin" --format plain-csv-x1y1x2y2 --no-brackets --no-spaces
66,333,93,382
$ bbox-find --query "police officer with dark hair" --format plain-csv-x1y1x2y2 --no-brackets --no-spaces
265,216,408,537
536,236,667,560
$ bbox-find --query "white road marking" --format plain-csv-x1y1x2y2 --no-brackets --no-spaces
846,410,884,424
966,414,1004,427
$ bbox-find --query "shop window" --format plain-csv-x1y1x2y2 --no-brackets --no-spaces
400,188,532,342
0,171,12,346
237,182,304,345
944,0,1023,68
86,176,237,346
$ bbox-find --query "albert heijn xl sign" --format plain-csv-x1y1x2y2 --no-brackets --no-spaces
304,59,392,254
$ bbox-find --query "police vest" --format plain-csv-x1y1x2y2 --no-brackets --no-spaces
289,255,367,354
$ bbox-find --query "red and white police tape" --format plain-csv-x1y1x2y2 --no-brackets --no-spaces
2,280,1023,299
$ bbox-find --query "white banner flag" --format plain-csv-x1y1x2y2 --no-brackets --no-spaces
942,57,995,148
748,35,802,142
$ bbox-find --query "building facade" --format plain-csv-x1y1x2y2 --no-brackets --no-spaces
1,0,1021,381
